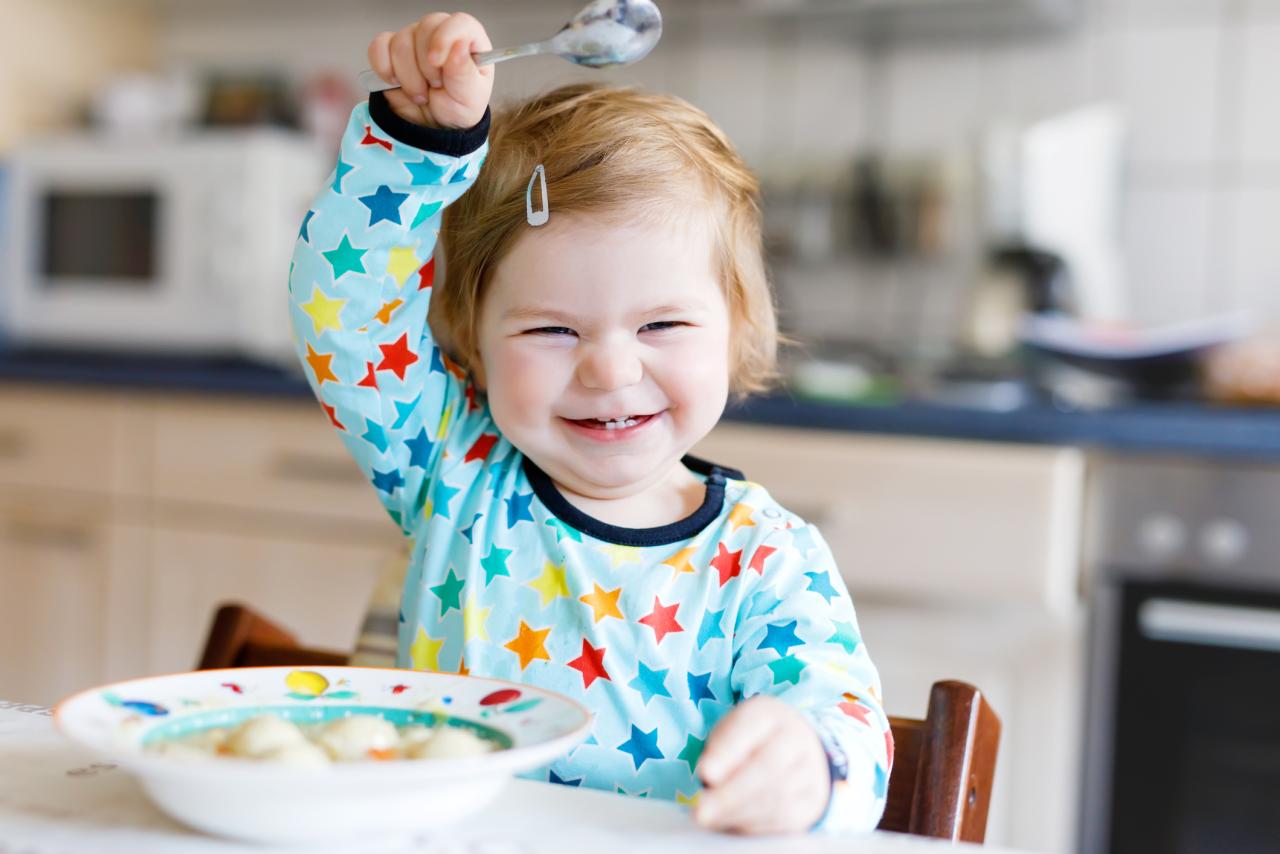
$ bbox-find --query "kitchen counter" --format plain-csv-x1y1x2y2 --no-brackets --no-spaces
2,346,1279,460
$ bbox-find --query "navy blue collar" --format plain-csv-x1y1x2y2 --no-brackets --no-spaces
522,455,744,547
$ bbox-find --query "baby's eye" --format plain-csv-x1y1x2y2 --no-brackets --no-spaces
640,321,685,333
526,326,577,337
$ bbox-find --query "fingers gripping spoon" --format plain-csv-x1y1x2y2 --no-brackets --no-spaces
358,0,664,93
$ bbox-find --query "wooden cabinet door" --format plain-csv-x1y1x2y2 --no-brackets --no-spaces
0,493,115,706
143,526,398,675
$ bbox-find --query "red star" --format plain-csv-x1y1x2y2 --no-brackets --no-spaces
376,333,419,380
321,401,345,431
360,125,392,151
886,729,895,768
465,383,481,412
839,695,871,725
638,596,684,645
391,684,409,695
418,257,435,290
357,361,378,388
464,433,498,463
567,639,610,689
710,542,743,586
747,544,777,576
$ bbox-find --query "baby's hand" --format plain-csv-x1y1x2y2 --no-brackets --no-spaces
694,695,830,834
367,12,494,130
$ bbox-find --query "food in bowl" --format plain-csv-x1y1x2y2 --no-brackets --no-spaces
146,711,499,764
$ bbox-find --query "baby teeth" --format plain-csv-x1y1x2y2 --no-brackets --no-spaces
595,417,639,429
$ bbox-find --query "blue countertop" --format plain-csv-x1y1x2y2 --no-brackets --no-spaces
2,348,1278,460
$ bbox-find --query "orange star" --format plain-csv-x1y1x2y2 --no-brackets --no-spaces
503,621,551,671
579,584,624,624
305,342,339,385
374,298,403,325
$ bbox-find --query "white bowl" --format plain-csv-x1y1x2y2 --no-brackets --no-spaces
54,666,592,845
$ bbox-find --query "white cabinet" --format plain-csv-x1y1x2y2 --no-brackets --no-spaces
143,526,392,675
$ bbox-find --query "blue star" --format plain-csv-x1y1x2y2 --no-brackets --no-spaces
432,481,460,519
480,545,512,586
361,419,389,454
298,209,315,242
629,662,671,705
405,155,447,185
460,513,482,543
487,455,510,492
545,517,583,543
358,184,409,227
805,571,839,603
410,200,442,230
392,394,420,430
616,725,663,771
429,348,447,374
331,158,353,192
696,608,726,649
687,672,717,706
449,163,471,184
505,491,535,528
759,620,803,657
549,768,582,787
873,763,888,799
405,427,435,470
371,468,404,495
791,525,818,557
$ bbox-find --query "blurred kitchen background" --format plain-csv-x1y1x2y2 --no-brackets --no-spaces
2,1,1280,853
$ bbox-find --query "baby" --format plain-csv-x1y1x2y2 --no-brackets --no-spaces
289,11,891,834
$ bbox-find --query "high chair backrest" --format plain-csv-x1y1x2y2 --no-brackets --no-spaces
198,603,1000,843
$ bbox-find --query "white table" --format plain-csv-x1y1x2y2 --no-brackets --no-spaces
0,701,1024,853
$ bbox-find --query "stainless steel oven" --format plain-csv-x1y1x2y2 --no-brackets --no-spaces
1081,454,1280,854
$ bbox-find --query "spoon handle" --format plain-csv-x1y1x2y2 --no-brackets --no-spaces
357,41,549,92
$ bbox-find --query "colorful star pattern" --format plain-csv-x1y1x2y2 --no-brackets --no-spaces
287,101,891,834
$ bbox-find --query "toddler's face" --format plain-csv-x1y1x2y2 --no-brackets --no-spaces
476,212,731,501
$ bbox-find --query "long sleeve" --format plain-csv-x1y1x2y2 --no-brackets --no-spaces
288,95,491,534
729,525,892,833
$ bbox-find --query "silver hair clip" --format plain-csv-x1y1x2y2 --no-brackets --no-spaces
526,164,549,227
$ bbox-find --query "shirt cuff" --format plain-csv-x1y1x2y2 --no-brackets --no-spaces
368,91,490,157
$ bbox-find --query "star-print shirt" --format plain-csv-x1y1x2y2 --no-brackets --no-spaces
289,93,892,833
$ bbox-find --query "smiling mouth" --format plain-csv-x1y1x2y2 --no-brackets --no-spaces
567,413,657,431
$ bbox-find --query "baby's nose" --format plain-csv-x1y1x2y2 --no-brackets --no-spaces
576,340,643,391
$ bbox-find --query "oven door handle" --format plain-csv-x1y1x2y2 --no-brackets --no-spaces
1139,598,1280,653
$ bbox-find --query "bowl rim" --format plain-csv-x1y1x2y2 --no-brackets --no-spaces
53,666,593,781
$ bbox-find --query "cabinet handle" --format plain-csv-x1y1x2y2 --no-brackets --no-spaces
269,452,367,486
0,429,26,460
3,519,94,552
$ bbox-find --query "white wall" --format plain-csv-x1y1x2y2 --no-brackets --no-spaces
151,0,1280,333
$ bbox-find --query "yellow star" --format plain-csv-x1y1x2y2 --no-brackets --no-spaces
527,561,570,607
727,502,756,532
438,402,453,439
463,594,490,642
386,245,422,286
300,286,347,335
662,545,698,579
579,583,624,624
600,543,641,568
504,620,552,671
373,298,403,325
676,791,700,808
410,627,444,671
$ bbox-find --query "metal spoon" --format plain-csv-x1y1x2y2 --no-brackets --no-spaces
358,0,663,93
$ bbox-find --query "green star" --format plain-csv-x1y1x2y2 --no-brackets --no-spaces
677,733,704,773
429,568,465,616
480,545,513,586
322,234,367,279
545,517,583,543
827,620,860,654
768,655,805,686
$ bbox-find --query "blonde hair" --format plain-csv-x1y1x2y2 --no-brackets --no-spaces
432,83,779,398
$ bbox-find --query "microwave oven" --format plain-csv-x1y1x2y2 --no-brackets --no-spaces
3,131,328,366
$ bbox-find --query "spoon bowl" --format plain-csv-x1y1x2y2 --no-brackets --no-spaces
358,0,663,92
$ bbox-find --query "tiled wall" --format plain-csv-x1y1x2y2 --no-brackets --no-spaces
158,0,1280,333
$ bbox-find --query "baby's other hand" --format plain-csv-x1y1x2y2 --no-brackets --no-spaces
368,12,494,130
693,695,830,834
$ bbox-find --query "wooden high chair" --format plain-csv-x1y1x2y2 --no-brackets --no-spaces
198,602,1001,843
